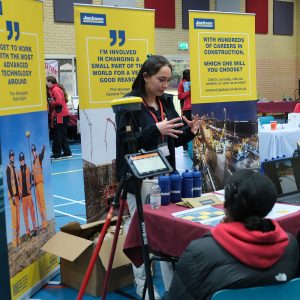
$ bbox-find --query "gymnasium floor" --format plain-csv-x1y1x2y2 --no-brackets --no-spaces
31,143,192,300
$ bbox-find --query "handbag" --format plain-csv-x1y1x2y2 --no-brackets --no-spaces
55,105,62,113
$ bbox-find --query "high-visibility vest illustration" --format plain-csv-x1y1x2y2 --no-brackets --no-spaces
6,150,21,247
18,152,37,236
31,145,47,230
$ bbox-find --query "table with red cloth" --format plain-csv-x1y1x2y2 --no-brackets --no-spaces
67,113,79,141
123,203,300,267
68,113,77,127
257,101,299,114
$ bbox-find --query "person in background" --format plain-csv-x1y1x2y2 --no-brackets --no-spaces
46,84,55,141
18,152,37,240
165,169,299,300
6,150,21,247
294,102,300,113
116,55,200,299
46,76,72,160
177,69,191,153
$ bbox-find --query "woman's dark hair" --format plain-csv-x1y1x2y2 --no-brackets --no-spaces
131,55,172,98
46,84,51,101
224,169,277,232
182,69,190,81
46,75,68,103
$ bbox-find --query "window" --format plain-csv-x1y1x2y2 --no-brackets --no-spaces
45,57,77,110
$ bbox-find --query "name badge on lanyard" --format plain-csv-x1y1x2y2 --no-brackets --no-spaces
158,142,170,157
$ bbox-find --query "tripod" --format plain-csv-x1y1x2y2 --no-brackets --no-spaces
77,99,155,300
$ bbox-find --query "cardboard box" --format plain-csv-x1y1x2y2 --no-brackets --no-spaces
42,219,133,297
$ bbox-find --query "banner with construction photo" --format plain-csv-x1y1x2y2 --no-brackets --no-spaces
74,4,154,221
0,1,58,299
189,11,259,192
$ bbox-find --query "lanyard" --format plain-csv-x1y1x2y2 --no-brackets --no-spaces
143,98,165,123
143,98,165,141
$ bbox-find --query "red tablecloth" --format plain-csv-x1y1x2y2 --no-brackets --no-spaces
68,114,77,127
257,101,298,113
123,203,300,266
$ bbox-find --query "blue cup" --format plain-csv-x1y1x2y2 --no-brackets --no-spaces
192,170,202,197
158,175,171,206
182,170,193,198
170,173,182,203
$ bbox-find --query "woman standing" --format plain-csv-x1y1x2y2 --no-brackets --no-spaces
46,76,72,159
116,55,200,299
177,69,191,152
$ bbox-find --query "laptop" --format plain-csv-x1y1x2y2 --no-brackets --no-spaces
263,157,300,204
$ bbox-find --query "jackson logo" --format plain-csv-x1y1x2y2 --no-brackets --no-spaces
194,18,215,29
80,13,106,26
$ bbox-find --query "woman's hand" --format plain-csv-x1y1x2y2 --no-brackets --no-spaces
182,114,200,135
156,117,184,138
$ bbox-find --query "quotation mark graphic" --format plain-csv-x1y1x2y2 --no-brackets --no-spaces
109,30,125,46
6,21,20,41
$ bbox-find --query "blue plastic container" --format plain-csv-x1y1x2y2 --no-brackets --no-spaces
192,170,202,197
158,175,171,206
170,173,182,203
181,170,193,198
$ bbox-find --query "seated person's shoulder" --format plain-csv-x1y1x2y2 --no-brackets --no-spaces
186,233,219,256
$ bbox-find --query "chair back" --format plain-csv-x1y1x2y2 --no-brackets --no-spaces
259,115,275,125
211,277,300,300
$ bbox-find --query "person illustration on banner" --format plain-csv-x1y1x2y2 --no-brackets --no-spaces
31,144,48,231
177,69,191,153
116,55,200,299
46,76,72,160
18,152,38,240
6,149,21,247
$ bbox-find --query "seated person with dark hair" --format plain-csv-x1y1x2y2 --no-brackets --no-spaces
165,169,299,300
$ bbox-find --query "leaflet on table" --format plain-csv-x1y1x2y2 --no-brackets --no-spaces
180,194,224,208
213,190,225,201
172,205,225,227
266,203,300,219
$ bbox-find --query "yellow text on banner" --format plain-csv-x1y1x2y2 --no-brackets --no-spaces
189,11,257,104
10,253,58,300
0,0,46,115
74,5,155,109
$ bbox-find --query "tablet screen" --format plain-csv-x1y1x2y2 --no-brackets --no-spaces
126,151,172,178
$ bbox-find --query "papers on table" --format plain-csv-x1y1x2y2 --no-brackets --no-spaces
266,203,300,219
172,205,225,227
172,202,300,228
177,192,224,208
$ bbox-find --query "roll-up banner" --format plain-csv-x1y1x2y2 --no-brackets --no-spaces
189,11,259,192
0,1,58,299
190,11,257,103
74,4,154,221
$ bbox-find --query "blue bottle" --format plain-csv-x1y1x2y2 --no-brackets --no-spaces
181,170,193,198
158,175,171,206
170,173,182,203
192,170,202,197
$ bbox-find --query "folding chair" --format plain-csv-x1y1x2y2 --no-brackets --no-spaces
211,277,300,300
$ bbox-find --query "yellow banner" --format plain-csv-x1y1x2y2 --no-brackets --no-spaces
0,0,46,115
10,253,58,300
189,12,257,103
74,5,155,109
